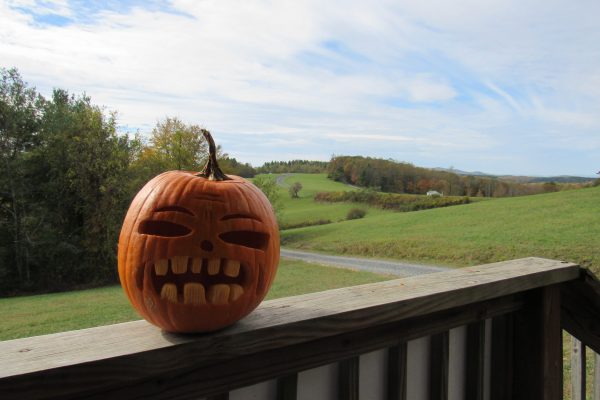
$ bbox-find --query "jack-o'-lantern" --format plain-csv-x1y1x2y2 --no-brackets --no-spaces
118,130,279,333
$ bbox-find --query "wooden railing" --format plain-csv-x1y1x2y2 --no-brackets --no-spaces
0,257,599,399
562,267,600,399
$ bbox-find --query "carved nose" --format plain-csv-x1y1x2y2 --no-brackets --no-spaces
200,240,214,252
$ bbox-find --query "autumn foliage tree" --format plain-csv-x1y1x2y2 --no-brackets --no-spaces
149,117,207,171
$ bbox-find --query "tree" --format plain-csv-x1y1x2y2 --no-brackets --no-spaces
128,117,213,192
27,89,137,290
0,68,43,289
252,175,283,221
288,181,302,198
218,156,256,177
149,117,208,171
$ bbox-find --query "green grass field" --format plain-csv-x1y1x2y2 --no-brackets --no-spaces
281,185,600,273
0,258,391,341
272,173,395,226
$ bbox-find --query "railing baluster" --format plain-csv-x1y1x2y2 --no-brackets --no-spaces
387,343,407,400
277,374,297,400
466,321,486,400
339,357,359,400
571,337,586,400
206,394,228,400
430,331,449,400
491,314,514,400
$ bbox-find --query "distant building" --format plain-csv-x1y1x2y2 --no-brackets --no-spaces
426,190,442,197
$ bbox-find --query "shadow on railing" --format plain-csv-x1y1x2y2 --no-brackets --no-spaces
0,257,598,400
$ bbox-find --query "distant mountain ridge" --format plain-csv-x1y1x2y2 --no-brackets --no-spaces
431,167,493,177
431,167,594,183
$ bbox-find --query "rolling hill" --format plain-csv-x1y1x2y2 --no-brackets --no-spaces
260,173,396,228
281,184,600,273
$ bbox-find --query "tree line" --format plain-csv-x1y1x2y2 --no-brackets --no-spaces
327,156,592,197
257,160,328,174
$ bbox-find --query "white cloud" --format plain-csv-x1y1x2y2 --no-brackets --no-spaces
1,0,599,175
407,76,456,102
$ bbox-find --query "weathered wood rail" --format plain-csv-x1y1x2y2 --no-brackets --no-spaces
1,257,599,399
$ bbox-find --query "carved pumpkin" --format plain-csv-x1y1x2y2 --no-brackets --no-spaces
118,130,279,333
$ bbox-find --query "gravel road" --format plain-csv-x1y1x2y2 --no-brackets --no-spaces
281,248,447,277
275,173,293,187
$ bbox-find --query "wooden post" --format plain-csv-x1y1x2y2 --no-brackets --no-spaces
513,286,562,400
571,337,586,400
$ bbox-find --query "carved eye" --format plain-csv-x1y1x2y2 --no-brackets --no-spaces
138,220,192,237
219,231,270,250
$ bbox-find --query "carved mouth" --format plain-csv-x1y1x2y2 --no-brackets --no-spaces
147,257,248,306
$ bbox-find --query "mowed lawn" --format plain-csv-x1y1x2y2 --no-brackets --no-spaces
0,258,392,341
271,173,394,226
282,186,600,272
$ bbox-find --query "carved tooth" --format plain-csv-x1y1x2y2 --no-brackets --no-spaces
208,258,220,275
229,284,244,302
208,284,230,305
171,256,188,274
160,283,178,303
184,283,206,305
191,258,202,274
223,260,240,278
155,259,168,276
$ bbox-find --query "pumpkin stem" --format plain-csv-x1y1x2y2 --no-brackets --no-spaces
197,129,231,181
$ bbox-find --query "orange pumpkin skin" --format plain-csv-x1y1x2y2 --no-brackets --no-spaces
118,171,279,333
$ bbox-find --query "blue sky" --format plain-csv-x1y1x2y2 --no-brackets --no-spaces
2,0,599,176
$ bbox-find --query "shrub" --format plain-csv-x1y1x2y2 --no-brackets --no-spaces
315,189,470,212
346,208,367,220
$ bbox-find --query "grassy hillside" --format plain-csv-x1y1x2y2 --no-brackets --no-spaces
282,186,600,272
272,173,394,227
0,259,391,341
